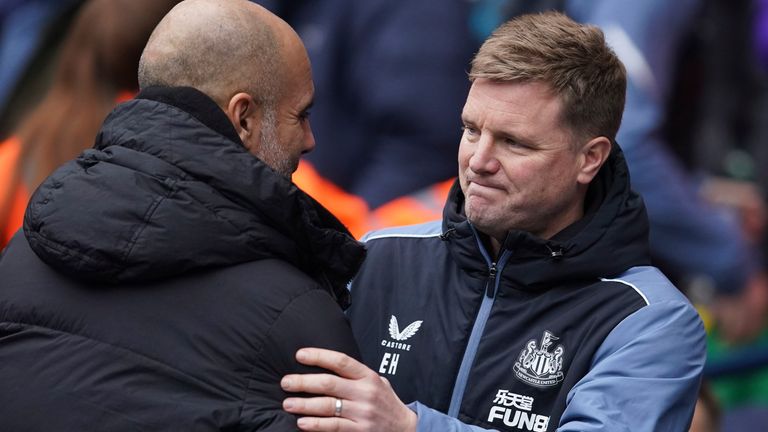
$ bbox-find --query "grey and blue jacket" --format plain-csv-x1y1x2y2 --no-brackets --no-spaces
347,144,706,431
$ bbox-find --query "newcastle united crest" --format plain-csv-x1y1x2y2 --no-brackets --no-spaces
513,331,565,388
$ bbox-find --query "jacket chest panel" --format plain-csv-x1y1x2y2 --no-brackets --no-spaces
454,317,588,431
351,262,484,410
453,282,647,431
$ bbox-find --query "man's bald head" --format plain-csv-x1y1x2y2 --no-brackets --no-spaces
138,0,290,109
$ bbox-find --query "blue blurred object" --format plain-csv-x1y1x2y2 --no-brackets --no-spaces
0,0,78,111
721,405,768,432
706,338,768,378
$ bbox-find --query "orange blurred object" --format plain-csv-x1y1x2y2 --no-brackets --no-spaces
293,160,371,238
0,137,30,248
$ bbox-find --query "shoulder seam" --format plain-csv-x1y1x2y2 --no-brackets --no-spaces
600,277,650,306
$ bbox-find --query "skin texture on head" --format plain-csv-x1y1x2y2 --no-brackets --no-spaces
459,79,611,255
138,0,315,177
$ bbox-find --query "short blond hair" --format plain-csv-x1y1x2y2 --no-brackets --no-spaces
470,11,626,141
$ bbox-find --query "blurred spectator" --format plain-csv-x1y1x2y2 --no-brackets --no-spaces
706,327,768,431
669,2,768,430
565,0,766,326
0,0,79,112
674,0,768,255
0,0,180,248
255,0,475,208
683,0,762,180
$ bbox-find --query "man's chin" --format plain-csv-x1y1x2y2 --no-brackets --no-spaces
466,212,491,232
466,209,509,237
274,161,299,179
465,200,494,222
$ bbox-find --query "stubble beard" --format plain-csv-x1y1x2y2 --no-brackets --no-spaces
256,108,296,179
464,199,508,241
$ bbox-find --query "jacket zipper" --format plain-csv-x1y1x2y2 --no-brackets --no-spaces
447,230,511,418
486,263,497,298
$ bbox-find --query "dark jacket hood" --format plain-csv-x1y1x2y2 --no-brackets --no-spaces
23,86,365,306
442,142,651,290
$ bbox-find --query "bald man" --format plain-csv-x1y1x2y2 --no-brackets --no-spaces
0,0,364,430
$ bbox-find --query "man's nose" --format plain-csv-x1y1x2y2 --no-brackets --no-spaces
468,136,500,174
302,121,316,154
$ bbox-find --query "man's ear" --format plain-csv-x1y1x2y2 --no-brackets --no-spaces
577,136,612,185
225,92,262,152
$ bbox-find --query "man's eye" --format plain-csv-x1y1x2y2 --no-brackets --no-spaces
299,110,312,121
462,125,478,135
503,137,528,148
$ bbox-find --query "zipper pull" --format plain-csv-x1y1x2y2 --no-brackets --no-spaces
486,263,497,298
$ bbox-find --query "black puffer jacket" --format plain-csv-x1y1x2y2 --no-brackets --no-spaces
0,86,365,431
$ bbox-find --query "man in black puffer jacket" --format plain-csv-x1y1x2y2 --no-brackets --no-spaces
0,0,365,430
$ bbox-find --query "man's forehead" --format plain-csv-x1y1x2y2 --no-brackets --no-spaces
465,80,564,115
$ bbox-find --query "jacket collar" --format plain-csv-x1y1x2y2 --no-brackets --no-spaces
136,86,243,145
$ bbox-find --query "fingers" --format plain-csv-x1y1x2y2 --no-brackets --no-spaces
295,348,371,380
284,396,351,418
283,396,358,432
282,373,351,397
282,348,388,431
295,416,352,432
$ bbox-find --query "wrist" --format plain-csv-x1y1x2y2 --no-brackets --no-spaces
404,406,418,432
404,409,419,432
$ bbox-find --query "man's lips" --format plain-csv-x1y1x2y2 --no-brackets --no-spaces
465,177,504,191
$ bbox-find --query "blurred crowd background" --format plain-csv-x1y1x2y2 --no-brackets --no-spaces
2,0,768,430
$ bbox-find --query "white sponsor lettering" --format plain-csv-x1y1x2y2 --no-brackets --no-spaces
487,406,549,432
380,339,411,351
493,389,534,411
487,390,550,432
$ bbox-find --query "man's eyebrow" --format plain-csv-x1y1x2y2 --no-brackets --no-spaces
302,99,314,112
